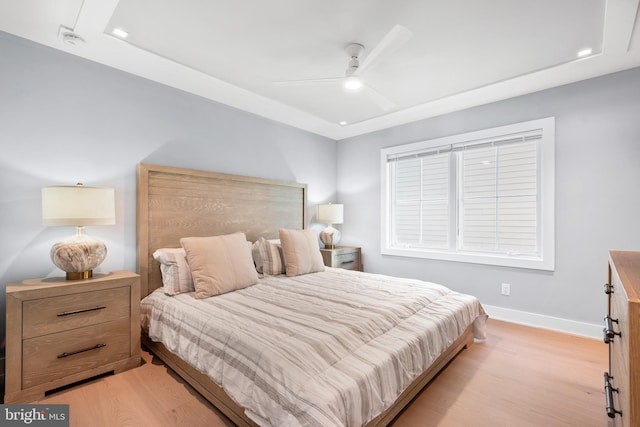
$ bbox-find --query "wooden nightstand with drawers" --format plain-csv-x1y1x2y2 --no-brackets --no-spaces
4,270,141,403
320,246,362,271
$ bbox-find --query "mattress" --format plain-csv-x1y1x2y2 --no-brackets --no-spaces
141,267,486,426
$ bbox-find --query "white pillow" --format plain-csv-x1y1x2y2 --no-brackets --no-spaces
152,248,194,295
279,229,325,277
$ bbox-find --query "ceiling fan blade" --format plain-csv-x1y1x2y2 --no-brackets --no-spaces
362,83,396,111
273,77,342,86
356,24,412,75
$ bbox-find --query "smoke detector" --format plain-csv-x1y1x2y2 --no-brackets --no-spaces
58,25,85,46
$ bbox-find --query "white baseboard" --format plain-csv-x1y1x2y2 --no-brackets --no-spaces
482,304,603,340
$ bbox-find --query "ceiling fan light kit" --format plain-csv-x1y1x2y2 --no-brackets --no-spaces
344,76,363,91
343,43,365,91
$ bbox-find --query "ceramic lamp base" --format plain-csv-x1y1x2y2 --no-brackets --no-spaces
320,225,341,249
50,226,107,280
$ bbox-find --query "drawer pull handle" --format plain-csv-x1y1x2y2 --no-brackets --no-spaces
604,283,614,295
341,260,355,264
57,305,107,317
604,372,622,418
57,343,106,359
603,316,621,344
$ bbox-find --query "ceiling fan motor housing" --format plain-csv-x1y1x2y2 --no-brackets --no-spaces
345,43,364,75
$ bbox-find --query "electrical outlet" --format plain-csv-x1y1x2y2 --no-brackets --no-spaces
501,283,511,296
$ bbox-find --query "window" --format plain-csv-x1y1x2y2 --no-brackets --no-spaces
381,117,555,270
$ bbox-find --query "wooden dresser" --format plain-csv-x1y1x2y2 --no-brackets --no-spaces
4,270,141,403
604,251,640,426
320,246,362,271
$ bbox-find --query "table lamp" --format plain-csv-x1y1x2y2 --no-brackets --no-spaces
318,203,343,249
42,183,115,280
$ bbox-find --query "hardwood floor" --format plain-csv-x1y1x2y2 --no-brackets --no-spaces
36,319,608,426
393,320,608,427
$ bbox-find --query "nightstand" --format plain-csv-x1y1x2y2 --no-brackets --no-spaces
4,270,141,403
320,246,362,271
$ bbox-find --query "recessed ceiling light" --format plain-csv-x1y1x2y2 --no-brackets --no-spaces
339,121,348,126
577,48,592,58
112,28,129,39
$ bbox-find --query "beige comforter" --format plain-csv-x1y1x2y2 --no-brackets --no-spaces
141,267,486,426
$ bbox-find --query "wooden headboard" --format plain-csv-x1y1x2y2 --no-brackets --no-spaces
136,163,307,298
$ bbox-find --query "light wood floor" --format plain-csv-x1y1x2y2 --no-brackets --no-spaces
37,319,608,426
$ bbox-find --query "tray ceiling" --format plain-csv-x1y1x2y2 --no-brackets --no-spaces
1,0,639,139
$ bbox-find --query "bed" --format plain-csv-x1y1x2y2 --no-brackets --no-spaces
136,163,486,426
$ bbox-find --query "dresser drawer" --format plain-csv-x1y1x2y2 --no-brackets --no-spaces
608,269,631,425
609,282,629,373
605,251,640,427
22,318,132,389
22,286,130,339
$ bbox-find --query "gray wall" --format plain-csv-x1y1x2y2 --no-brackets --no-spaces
2,28,640,360
0,32,336,355
337,67,640,328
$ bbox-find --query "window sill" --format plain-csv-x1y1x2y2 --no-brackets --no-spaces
381,247,554,271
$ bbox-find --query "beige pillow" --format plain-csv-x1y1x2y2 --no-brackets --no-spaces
181,232,259,298
279,229,325,277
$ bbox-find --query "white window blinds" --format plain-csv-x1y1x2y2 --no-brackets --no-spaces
393,153,451,248
382,117,554,271
460,140,538,255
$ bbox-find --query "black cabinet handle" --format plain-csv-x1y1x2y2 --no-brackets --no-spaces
57,305,107,317
604,283,614,295
57,343,106,359
603,316,621,344
604,372,622,418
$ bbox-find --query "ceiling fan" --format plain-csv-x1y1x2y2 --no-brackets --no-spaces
273,24,412,112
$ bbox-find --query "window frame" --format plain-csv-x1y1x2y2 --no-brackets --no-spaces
381,117,555,271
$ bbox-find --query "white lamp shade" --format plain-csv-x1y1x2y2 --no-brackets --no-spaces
318,203,344,225
42,185,115,226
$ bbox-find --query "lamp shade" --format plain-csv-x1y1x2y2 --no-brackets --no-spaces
318,203,344,225
42,185,115,226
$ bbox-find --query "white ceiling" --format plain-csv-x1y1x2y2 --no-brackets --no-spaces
1,0,639,140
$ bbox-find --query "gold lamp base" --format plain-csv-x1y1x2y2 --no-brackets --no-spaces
65,271,93,280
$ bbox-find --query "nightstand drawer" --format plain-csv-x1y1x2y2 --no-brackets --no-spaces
22,286,130,339
22,318,132,389
321,246,362,271
335,252,358,270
